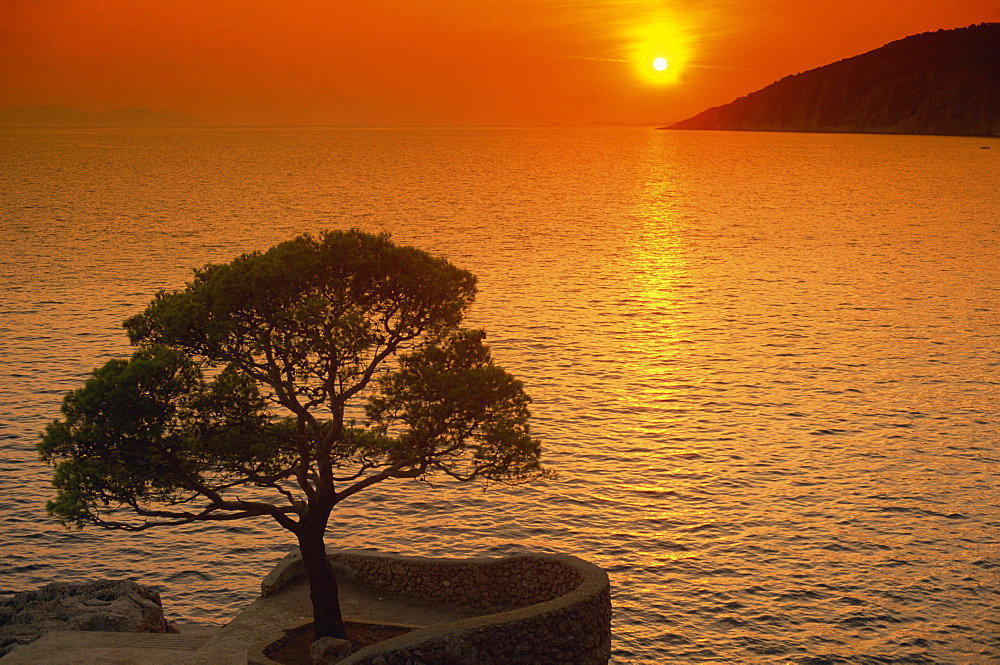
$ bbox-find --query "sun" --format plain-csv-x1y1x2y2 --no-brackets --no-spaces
628,18,693,86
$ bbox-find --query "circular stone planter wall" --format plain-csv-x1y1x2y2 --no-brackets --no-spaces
256,550,611,665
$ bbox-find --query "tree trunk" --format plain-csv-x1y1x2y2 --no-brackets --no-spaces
297,531,347,640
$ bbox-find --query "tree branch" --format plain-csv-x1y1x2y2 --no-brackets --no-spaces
333,459,425,504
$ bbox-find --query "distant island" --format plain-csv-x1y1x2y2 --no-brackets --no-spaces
664,23,1000,137
0,105,202,127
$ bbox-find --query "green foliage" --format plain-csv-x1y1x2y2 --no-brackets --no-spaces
124,230,477,410
38,345,287,528
39,229,547,533
367,329,546,483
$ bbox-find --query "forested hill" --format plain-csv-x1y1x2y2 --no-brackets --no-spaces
666,23,1000,137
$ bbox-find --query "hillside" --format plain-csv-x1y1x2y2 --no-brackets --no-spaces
0,106,202,127
665,23,1000,137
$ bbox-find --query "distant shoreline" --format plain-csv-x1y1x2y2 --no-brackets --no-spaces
657,126,1000,139
3,124,996,140
0,105,202,128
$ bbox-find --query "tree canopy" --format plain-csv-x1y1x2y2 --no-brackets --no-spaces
38,229,549,640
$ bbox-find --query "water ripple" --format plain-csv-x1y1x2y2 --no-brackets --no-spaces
1,128,997,662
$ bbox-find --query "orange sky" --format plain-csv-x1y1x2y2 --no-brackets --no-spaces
1,0,996,126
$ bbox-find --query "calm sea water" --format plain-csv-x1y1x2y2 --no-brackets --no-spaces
1,127,998,663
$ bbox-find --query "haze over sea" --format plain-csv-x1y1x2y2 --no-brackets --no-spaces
1,127,997,663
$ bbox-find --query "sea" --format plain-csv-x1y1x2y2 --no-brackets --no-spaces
1,127,997,663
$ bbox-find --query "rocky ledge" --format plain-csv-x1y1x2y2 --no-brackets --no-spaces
0,580,175,657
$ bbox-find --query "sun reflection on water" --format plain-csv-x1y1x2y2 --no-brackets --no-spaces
618,143,691,429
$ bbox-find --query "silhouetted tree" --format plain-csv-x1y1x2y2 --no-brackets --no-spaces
39,230,549,641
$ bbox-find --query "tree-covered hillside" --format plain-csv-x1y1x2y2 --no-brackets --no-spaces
667,24,1000,137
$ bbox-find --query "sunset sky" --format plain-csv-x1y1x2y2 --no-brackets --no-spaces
1,0,996,126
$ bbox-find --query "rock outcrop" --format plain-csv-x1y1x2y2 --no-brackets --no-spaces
0,580,175,657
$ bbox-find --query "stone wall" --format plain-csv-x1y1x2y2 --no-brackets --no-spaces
260,550,611,665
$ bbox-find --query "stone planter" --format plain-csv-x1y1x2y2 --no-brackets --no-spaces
254,550,612,665
248,617,421,665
